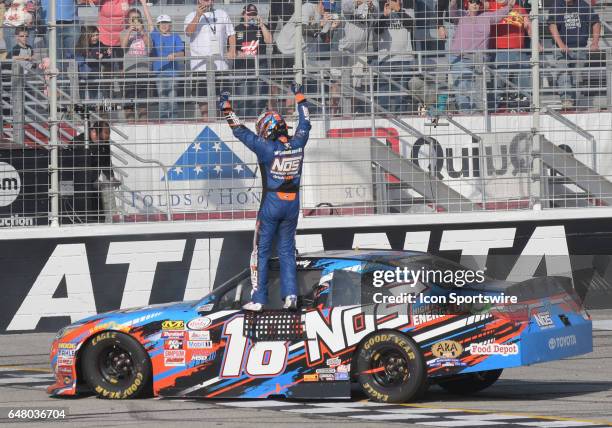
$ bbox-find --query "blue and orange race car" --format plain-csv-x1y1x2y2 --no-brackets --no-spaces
48,250,592,403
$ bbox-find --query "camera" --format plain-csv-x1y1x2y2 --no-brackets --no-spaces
331,13,339,20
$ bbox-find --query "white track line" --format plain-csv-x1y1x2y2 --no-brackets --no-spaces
515,421,601,427
220,401,296,408
284,407,369,414
420,420,506,426
350,414,435,420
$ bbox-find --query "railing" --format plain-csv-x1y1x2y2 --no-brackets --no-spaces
58,50,609,119
1,4,611,227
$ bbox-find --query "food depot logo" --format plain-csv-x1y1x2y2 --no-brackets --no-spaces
0,162,21,207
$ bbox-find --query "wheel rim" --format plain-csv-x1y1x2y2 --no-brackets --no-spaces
371,348,410,387
98,344,135,385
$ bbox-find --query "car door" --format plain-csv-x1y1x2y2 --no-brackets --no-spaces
191,265,329,399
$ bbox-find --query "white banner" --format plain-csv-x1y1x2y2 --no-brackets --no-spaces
111,112,612,214
112,124,373,214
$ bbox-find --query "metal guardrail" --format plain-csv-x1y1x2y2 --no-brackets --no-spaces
1,37,611,226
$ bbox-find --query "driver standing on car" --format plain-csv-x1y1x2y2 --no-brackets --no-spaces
218,83,311,312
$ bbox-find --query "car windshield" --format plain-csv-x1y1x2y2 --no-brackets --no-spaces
193,267,323,310
193,269,250,308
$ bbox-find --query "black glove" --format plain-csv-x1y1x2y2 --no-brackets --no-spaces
290,82,303,95
218,91,231,111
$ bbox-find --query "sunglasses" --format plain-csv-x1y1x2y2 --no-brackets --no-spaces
468,0,482,4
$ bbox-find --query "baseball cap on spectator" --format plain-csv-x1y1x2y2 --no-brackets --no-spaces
322,0,339,11
243,4,258,15
156,14,172,23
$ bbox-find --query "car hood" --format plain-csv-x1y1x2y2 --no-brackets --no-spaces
72,300,198,326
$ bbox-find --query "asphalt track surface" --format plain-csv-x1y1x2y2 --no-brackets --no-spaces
0,312,611,428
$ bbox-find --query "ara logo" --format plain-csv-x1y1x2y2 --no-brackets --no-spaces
164,127,255,181
431,340,463,358
0,162,21,207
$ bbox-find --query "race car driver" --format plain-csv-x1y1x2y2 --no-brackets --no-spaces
218,83,311,311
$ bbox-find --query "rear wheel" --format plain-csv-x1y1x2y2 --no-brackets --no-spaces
437,369,503,394
355,331,427,403
81,331,152,399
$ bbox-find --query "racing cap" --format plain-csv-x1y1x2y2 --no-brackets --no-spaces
243,4,258,15
156,14,172,23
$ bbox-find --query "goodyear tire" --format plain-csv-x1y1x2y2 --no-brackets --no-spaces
355,331,427,403
81,331,152,399
438,369,503,394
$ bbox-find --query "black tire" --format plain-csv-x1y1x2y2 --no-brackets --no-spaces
81,331,152,399
355,331,427,403
438,369,503,394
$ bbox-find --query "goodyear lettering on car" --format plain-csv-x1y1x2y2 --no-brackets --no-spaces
363,334,390,351
94,373,143,399
391,336,416,360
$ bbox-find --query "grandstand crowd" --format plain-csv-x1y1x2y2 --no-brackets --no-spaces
0,0,606,119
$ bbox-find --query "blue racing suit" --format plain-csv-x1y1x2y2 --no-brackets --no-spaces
223,95,311,304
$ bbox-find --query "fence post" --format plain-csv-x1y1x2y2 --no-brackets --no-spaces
294,0,303,85
10,63,24,146
607,48,611,110
529,1,542,210
207,56,216,120
481,61,489,126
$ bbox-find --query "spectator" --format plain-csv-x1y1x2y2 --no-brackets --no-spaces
273,0,322,115
3,0,33,54
7,25,33,65
0,2,7,59
268,0,294,113
75,25,112,100
374,0,418,112
339,0,377,55
548,0,600,109
314,0,341,62
149,14,185,120
413,0,451,51
489,0,535,112
72,120,118,223
314,0,342,113
40,0,79,67
233,4,272,118
90,0,136,73
120,5,150,120
449,0,514,113
184,0,236,119
337,0,377,112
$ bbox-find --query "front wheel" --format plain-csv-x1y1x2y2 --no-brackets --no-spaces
355,331,427,403
81,331,152,399
437,369,503,394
